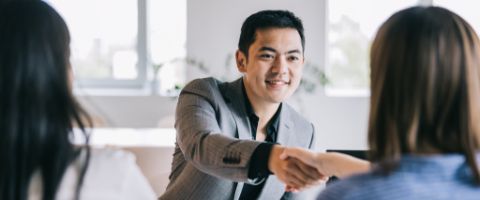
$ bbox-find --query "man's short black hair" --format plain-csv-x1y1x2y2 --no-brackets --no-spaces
238,10,305,57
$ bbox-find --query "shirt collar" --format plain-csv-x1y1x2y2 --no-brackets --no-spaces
241,79,281,141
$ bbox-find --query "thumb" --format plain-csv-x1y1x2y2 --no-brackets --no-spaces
280,148,289,160
282,148,318,167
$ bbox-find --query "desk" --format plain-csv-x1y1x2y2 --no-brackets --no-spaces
73,128,176,147
74,128,176,196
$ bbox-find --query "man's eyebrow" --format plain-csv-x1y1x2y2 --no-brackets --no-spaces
259,46,276,52
258,47,302,55
287,49,302,54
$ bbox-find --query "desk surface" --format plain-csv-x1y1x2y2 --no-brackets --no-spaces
73,128,176,147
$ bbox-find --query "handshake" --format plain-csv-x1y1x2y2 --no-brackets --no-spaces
268,145,370,192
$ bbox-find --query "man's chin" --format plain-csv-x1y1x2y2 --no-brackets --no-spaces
267,93,291,103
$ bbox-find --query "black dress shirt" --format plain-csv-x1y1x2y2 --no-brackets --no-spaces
239,83,282,200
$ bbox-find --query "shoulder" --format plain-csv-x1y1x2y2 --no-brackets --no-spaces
182,77,222,93
318,169,419,200
57,148,155,199
179,77,225,102
317,172,380,200
82,149,147,191
83,148,139,183
85,148,156,199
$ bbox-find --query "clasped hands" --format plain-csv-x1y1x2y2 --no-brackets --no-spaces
268,145,330,192
268,145,371,192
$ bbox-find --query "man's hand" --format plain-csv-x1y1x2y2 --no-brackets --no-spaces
268,145,327,191
280,147,371,179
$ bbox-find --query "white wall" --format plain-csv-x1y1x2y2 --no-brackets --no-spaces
77,95,177,128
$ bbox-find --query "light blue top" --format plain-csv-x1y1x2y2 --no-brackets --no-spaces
317,154,480,200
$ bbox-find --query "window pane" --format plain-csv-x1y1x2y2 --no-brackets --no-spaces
326,0,417,96
48,0,138,80
149,0,187,94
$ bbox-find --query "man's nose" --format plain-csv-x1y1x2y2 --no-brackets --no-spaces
271,56,288,74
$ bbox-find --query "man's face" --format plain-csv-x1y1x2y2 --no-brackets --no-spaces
236,28,304,104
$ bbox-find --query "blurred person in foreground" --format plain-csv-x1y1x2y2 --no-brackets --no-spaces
0,1,156,199
282,6,480,199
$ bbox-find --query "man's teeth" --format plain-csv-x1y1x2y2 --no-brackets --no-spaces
267,80,287,84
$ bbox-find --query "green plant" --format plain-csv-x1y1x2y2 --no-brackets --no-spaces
297,60,329,94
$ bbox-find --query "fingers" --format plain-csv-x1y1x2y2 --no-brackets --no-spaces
269,145,304,188
285,158,318,184
294,157,323,179
284,170,307,189
274,158,305,188
278,147,334,192
269,145,327,191
281,157,326,190
285,185,300,193
281,147,319,168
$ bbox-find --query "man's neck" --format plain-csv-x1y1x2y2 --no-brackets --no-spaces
242,81,281,122
251,101,280,141
251,101,279,122
242,80,281,140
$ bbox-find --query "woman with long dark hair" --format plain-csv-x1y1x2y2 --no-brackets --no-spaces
282,6,480,199
0,1,155,199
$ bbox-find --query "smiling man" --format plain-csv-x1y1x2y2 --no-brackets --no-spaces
160,10,323,200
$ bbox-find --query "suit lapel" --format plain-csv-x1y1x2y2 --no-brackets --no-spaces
276,105,293,147
219,78,252,140
258,105,295,199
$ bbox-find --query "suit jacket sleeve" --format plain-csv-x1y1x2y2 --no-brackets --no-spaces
175,78,262,183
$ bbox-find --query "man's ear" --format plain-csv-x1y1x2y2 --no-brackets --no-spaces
236,50,247,73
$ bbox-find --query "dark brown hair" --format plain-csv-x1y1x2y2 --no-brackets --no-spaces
238,10,305,57
0,1,92,199
369,6,480,183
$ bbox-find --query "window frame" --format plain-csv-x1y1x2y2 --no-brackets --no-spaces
323,0,430,97
72,0,148,90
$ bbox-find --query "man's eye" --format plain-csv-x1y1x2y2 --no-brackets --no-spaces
288,56,299,61
260,54,274,59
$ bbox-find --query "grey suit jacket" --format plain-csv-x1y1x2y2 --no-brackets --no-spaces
160,77,315,200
